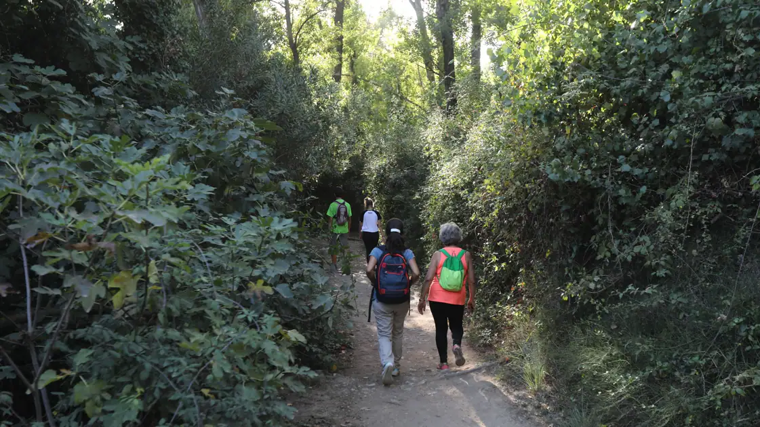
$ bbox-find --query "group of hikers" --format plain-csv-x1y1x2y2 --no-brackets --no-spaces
326,188,477,386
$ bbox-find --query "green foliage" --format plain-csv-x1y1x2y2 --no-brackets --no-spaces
8,0,760,426
0,16,352,427
364,116,429,254
521,343,546,395
419,0,760,426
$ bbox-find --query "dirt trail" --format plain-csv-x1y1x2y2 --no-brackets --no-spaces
292,238,543,427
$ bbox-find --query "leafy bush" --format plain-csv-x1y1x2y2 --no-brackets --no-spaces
421,0,760,425
0,48,352,426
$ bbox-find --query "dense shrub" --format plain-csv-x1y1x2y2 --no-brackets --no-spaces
422,0,760,425
0,1,354,425
0,53,353,426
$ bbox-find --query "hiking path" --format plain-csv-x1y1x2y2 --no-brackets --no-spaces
291,237,546,427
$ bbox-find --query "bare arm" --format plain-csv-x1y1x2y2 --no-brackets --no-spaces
348,215,352,231
408,258,421,284
417,251,440,314
366,255,378,283
466,252,477,311
328,217,333,231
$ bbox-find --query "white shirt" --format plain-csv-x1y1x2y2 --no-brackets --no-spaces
361,210,380,232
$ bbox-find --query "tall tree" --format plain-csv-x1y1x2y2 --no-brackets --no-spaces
333,0,345,82
114,0,180,72
436,0,456,110
349,49,358,85
470,3,481,83
192,0,212,33
409,0,436,84
277,0,325,67
283,0,299,66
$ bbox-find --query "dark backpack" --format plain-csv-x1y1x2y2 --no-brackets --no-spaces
375,246,410,304
335,201,348,226
367,245,411,322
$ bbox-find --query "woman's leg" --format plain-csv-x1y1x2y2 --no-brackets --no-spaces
448,304,465,347
429,301,449,364
373,300,394,368
370,232,380,261
390,300,409,368
362,232,378,262
360,231,372,262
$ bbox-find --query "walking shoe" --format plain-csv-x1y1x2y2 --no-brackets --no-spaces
381,363,394,386
392,367,400,377
437,363,450,371
453,344,466,366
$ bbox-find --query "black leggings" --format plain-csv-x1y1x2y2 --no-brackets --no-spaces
361,231,380,261
429,301,465,364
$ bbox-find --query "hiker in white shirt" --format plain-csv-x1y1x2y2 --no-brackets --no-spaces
360,197,382,262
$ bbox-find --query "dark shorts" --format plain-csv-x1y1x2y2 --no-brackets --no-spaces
330,233,349,248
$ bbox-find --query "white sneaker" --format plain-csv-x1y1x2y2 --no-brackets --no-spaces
381,363,394,386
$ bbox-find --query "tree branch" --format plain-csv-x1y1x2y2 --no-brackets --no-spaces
18,195,33,335
0,345,35,393
294,8,327,45
440,357,511,379
349,75,427,111
27,341,56,427
16,195,44,422
31,293,77,392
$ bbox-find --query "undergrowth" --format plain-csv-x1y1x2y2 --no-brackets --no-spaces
0,1,356,425
414,1,760,426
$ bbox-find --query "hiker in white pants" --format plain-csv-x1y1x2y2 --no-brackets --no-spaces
366,218,420,385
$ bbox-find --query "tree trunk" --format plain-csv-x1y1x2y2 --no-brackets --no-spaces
192,0,208,33
349,49,358,86
436,0,456,110
284,0,300,67
333,0,345,82
409,0,436,84
470,4,481,83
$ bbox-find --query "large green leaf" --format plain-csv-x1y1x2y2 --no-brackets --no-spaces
22,112,50,127
109,271,139,309
31,264,61,276
80,283,105,313
274,284,293,298
37,369,62,390
286,329,306,344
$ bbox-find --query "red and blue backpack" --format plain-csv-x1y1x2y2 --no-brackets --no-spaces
368,245,411,321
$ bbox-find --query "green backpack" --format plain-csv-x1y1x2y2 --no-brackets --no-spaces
438,249,466,292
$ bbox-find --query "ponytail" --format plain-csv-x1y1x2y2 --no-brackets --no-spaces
385,218,406,255
364,197,374,210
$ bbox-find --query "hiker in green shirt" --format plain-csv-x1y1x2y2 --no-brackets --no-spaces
326,187,352,273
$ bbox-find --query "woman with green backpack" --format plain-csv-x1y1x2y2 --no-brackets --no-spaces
417,222,476,370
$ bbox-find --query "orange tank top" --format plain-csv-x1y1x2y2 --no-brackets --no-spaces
428,246,467,306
